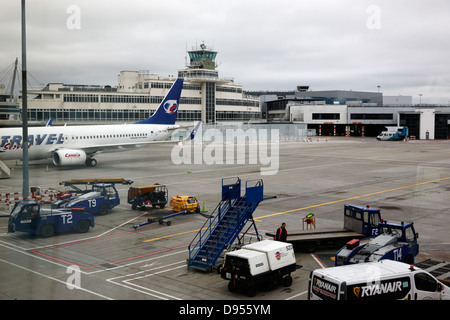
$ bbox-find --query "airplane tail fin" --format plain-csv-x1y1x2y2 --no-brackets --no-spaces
135,78,184,125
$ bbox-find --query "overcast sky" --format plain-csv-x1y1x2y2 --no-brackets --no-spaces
1,0,449,103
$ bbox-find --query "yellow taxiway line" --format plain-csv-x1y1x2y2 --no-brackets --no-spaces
257,176,450,220
143,176,450,242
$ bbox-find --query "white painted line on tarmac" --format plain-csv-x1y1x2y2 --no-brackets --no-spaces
311,253,327,269
285,291,308,300
107,260,186,300
0,258,113,300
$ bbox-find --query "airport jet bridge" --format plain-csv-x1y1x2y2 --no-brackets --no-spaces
188,177,264,272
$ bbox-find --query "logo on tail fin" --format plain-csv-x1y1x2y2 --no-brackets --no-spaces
164,100,178,115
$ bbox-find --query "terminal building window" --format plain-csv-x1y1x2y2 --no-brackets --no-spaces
312,113,340,120
350,113,393,120
216,99,258,107
216,111,260,121
205,82,216,124
29,108,202,123
216,86,243,94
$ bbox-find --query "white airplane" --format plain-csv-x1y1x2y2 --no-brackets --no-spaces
0,78,199,167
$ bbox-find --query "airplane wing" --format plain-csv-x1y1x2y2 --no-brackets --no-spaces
61,121,202,156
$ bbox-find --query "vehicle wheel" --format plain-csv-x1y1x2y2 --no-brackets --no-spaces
267,279,277,291
98,203,109,215
195,206,200,213
283,275,293,287
228,279,237,292
76,220,90,233
132,204,137,210
40,224,55,238
159,204,165,209
247,286,257,297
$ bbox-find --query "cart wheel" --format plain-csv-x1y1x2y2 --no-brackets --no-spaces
247,287,257,297
166,221,172,226
283,275,293,287
158,218,164,224
76,220,90,233
159,204,165,209
132,204,137,210
228,279,237,292
40,224,55,238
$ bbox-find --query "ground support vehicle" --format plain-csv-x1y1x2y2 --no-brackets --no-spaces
128,184,168,210
170,195,200,213
220,240,300,297
377,126,409,141
266,204,382,252
8,200,94,238
133,209,190,229
59,178,133,197
53,183,120,215
335,220,419,265
309,260,450,300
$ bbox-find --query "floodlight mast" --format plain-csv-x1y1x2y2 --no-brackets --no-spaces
21,0,29,197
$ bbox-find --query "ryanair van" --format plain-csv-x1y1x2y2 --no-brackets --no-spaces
308,260,450,300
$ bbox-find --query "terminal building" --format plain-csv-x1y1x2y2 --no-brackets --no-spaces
247,86,450,140
24,43,260,126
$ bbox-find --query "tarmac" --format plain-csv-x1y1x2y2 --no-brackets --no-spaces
1,136,450,302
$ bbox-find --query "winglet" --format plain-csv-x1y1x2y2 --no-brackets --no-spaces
135,78,184,125
184,121,202,142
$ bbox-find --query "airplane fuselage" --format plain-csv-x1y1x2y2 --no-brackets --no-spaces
0,123,178,161
0,78,186,168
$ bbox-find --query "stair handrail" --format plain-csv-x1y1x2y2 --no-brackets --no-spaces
188,178,241,264
200,200,252,265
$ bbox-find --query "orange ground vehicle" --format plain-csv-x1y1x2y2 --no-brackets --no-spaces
169,195,200,213
128,184,168,210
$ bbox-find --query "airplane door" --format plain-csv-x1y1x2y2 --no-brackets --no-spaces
413,272,441,300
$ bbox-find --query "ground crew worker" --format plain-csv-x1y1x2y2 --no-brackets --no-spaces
274,222,287,242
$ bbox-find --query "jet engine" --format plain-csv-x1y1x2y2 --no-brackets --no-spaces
52,149,87,166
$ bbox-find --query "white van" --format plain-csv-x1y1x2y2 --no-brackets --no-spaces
308,260,450,300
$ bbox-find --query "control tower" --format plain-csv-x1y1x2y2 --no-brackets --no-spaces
187,42,217,70
178,43,224,124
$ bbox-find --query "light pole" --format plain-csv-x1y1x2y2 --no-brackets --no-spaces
21,0,29,198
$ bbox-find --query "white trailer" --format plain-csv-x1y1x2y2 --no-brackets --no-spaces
220,240,299,296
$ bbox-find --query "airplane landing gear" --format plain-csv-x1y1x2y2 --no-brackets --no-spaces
86,158,97,167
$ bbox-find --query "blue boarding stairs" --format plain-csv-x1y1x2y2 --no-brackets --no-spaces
187,177,265,272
